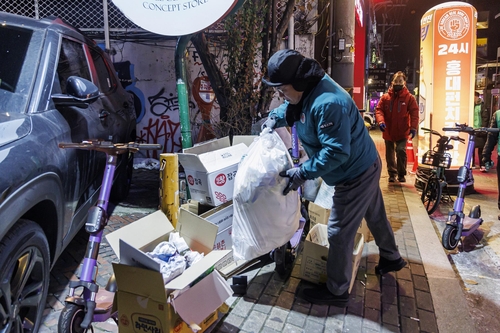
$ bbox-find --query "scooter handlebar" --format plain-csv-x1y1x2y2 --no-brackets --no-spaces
59,140,162,153
421,127,442,137
443,126,500,134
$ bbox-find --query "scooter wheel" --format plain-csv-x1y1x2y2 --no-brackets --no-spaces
442,225,460,250
58,303,91,333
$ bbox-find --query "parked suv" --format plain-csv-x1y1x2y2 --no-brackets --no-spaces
0,12,136,331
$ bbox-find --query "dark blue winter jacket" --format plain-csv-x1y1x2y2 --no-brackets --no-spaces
269,74,378,186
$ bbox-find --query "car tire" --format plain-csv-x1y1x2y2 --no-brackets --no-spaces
110,153,134,203
0,219,50,333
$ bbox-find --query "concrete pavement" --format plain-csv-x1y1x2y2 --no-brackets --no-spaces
40,130,500,333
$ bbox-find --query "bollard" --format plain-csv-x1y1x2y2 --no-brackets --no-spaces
159,153,179,228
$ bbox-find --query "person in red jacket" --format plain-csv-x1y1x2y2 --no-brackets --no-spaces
375,71,419,183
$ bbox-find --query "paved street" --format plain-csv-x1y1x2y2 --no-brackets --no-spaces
40,130,500,333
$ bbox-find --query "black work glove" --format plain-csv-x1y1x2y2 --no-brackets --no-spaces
261,115,277,132
279,167,306,195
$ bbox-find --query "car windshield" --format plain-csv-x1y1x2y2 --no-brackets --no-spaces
0,24,42,114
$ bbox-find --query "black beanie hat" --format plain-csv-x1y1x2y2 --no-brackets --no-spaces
262,49,304,87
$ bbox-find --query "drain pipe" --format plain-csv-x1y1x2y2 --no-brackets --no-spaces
175,34,193,149
175,0,245,149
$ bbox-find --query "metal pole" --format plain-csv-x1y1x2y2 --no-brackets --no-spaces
103,0,110,51
175,35,193,149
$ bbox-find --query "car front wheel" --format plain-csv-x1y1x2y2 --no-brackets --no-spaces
0,219,50,333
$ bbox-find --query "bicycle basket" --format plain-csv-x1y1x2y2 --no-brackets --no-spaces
421,150,452,168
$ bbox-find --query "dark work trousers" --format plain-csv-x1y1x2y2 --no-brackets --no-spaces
385,139,407,177
326,155,401,295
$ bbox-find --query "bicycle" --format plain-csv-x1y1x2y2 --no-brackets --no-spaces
440,124,499,250
420,127,464,214
57,140,162,332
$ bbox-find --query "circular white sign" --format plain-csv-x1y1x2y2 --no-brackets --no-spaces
113,0,238,36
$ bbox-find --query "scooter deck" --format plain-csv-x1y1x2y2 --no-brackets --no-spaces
461,216,483,236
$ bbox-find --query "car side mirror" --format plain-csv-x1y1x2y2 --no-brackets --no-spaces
52,76,100,109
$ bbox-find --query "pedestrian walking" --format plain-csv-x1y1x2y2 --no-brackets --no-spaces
482,109,500,219
375,71,419,183
473,91,489,171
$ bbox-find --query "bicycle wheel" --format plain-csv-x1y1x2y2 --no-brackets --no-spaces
421,176,442,214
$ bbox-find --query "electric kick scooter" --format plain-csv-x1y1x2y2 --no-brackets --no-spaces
57,140,161,332
441,124,499,250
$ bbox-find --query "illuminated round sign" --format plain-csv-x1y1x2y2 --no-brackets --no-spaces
112,0,238,36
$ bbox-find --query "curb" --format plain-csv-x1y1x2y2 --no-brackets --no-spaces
402,184,476,333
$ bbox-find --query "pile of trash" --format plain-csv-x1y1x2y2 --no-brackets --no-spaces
146,232,204,284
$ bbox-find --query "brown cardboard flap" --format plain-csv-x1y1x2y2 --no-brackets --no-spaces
165,250,230,291
112,263,168,303
178,208,219,254
106,210,174,259
171,270,232,326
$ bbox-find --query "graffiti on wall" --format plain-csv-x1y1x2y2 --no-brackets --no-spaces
138,115,182,158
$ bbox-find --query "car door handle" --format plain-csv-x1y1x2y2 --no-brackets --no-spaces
99,110,110,119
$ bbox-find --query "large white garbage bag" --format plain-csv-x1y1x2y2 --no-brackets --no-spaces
232,130,301,261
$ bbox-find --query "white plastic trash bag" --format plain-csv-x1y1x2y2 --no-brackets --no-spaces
232,129,301,261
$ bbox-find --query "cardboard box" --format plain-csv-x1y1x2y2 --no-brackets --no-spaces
178,202,254,278
179,201,233,251
177,137,248,206
300,224,364,292
308,201,369,242
105,210,233,333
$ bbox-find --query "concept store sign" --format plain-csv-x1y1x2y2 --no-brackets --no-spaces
113,0,238,36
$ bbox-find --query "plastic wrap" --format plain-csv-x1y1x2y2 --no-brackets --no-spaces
232,129,301,261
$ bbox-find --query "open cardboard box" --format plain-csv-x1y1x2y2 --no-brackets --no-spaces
177,137,248,207
178,201,252,279
308,201,369,242
300,224,364,293
106,210,233,333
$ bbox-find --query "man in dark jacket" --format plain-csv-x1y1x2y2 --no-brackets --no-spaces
473,91,489,171
375,71,419,183
482,109,500,219
262,49,406,307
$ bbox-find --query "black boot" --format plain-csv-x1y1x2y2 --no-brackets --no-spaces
375,256,407,275
302,285,349,307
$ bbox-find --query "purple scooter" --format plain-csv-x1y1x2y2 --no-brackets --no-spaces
57,140,161,332
441,124,499,250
